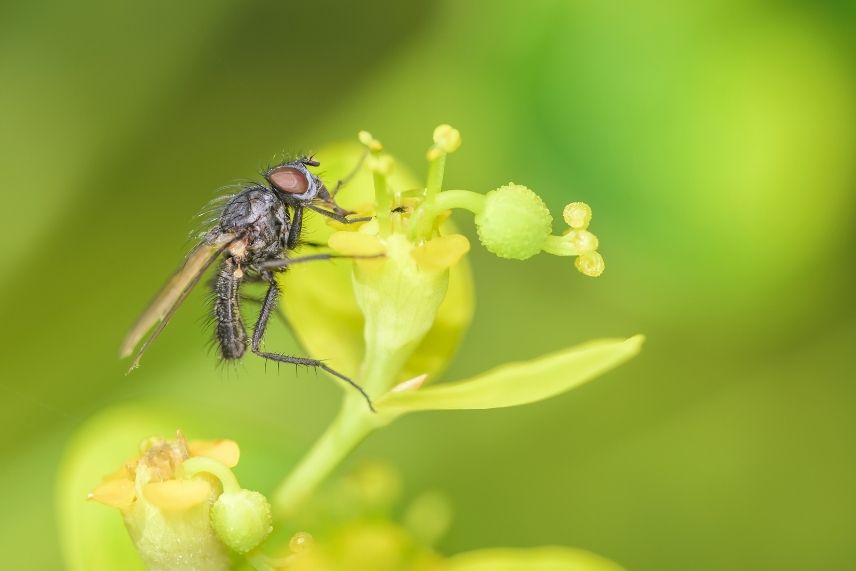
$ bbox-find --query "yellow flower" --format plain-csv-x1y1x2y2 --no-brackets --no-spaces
88,431,239,511
89,431,269,571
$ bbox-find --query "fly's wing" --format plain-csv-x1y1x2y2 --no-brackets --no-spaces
120,231,238,371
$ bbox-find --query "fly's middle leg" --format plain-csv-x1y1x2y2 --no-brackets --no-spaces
250,277,375,411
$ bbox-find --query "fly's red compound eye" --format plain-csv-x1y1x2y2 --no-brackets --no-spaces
269,166,310,194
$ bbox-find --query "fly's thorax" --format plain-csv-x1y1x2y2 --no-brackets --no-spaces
219,186,289,263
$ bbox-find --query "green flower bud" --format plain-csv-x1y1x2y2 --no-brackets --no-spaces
475,184,552,260
210,489,273,554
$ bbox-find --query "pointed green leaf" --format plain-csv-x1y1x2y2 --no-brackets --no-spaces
377,336,643,415
444,546,625,571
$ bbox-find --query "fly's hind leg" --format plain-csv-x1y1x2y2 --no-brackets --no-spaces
214,257,248,360
250,277,375,411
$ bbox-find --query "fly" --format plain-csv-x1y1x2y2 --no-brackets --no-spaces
120,156,377,410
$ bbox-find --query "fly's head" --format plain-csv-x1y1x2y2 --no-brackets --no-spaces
265,158,336,209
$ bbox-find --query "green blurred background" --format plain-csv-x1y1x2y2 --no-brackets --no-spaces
2,0,855,569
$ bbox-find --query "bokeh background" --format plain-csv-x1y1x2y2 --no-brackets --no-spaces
2,0,855,569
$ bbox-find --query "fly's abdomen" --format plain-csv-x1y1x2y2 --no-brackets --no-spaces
214,257,247,360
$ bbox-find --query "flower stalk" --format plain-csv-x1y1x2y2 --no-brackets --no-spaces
273,393,381,517
89,433,273,569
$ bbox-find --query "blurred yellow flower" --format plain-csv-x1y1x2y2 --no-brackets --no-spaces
89,431,271,571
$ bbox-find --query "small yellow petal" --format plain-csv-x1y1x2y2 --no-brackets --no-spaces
88,478,136,508
102,457,137,481
358,218,380,236
328,231,386,256
188,439,240,468
411,234,470,272
144,479,212,511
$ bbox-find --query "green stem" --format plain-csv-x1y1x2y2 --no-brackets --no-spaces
181,457,241,494
272,336,406,518
272,320,421,518
433,189,486,214
425,153,446,201
542,234,580,256
408,189,485,241
246,550,284,571
273,234,448,519
374,168,391,235
272,394,378,518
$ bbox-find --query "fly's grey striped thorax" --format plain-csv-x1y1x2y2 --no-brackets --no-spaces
218,186,290,266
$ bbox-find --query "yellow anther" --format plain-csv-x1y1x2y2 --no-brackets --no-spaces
358,130,383,152
563,202,592,229
575,252,605,277
432,124,461,154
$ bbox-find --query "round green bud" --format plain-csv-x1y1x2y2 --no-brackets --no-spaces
475,184,552,260
210,490,273,554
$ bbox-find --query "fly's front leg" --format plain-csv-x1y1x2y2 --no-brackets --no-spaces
250,278,375,411
287,206,304,250
285,211,339,249
306,203,372,224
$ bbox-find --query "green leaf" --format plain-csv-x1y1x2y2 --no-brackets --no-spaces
377,336,643,415
444,546,625,571
279,141,474,383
